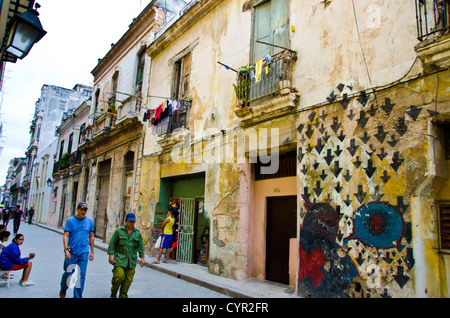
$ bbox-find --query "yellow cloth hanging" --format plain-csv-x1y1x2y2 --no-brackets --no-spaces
255,58,263,83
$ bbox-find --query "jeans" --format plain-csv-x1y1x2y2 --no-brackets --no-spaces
111,266,136,298
60,252,89,298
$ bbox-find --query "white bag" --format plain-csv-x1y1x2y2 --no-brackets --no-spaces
155,236,162,248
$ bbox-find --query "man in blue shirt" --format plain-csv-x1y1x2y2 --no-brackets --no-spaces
59,202,94,298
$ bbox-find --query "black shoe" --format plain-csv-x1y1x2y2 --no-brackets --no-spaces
59,290,66,298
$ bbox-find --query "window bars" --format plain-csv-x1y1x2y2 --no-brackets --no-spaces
415,0,449,41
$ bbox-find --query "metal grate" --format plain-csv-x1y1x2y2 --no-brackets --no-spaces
176,198,196,263
236,49,296,104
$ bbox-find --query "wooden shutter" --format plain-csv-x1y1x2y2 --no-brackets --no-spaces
440,205,450,249
181,53,191,99
252,0,288,63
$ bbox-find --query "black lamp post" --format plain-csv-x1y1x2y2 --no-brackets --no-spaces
5,3,47,60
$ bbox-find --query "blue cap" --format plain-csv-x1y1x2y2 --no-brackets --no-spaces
126,213,136,221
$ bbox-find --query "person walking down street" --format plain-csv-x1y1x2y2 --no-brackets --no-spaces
107,213,145,298
153,210,175,264
59,202,94,298
0,234,35,286
13,205,26,235
2,208,11,226
27,207,35,224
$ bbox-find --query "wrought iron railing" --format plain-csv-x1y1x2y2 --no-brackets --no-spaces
415,0,449,40
236,49,297,105
156,100,191,137
53,150,82,174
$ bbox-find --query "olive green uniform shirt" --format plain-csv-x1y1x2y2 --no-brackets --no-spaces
108,226,144,268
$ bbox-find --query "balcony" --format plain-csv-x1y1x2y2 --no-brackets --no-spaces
93,111,117,136
234,49,299,125
415,0,449,40
116,95,142,123
415,0,450,69
53,150,82,177
155,100,191,148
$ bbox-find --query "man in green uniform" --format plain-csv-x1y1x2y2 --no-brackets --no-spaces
108,213,145,298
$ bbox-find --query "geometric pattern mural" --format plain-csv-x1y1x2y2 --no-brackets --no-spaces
297,84,432,297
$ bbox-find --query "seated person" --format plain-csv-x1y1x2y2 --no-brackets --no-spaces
0,234,35,286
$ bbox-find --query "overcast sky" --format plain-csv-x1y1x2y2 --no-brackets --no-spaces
0,0,151,183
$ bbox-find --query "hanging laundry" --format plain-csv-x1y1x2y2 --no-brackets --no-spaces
143,109,149,122
152,103,163,125
255,58,263,83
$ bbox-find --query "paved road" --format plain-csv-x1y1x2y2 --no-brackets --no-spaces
0,221,229,298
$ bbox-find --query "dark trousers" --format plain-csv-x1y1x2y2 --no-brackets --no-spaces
13,219,20,234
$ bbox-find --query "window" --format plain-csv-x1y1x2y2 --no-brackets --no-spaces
443,123,450,160
135,49,146,95
67,133,73,154
252,0,289,63
110,71,119,105
439,204,450,249
59,140,64,161
254,151,296,180
172,53,191,100
125,151,134,173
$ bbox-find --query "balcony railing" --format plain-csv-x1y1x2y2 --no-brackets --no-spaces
53,150,82,174
415,0,449,40
235,49,297,106
156,100,191,137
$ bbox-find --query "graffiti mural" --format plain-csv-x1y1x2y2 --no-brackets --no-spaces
297,85,430,297
299,201,359,298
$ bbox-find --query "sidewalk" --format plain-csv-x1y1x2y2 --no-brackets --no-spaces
36,222,298,298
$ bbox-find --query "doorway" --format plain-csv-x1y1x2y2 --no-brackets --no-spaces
95,159,111,239
266,195,297,284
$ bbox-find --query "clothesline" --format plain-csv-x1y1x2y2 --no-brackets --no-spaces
142,98,189,126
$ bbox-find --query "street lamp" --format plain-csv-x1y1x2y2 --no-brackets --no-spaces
46,178,53,187
5,3,47,60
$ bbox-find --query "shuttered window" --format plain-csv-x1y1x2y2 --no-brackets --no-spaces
440,205,450,249
255,151,296,180
173,53,191,100
252,0,289,63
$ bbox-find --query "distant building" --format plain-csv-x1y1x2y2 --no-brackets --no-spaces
23,84,92,221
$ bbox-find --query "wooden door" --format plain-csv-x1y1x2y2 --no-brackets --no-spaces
266,196,297,284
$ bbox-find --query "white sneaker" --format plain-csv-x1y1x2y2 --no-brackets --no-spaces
20,280,34,287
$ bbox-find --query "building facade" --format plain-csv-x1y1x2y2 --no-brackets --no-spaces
24,84,92,222
136,0,450,298
49,99,91,228
79,0,188,242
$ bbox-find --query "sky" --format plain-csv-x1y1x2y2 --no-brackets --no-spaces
0,0,151,183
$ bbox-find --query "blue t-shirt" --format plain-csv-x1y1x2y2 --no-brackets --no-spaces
64,215,94,255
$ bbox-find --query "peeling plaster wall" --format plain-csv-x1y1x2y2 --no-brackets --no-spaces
138,0,450,294
141,0,253,280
